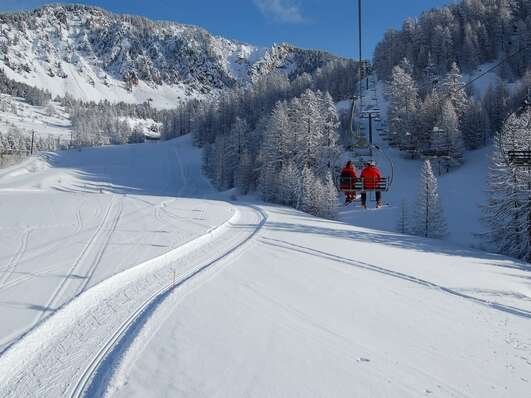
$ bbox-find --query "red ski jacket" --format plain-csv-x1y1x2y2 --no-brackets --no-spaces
339,166,357,191
361,165,382,190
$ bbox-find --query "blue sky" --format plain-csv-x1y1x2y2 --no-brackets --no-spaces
0,0,458,59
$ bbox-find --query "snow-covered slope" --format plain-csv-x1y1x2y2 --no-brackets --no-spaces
0,136,233,352
338,76,493,249
0,135,530,397
0,93,71,139
0,4,340,108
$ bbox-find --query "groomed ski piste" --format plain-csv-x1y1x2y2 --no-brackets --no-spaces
0,126,530,396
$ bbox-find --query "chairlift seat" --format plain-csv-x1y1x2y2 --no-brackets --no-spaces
338,176,389,192
508,150,531,166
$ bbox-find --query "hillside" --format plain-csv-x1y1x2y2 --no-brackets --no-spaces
0,137,529,397
373,0,530,82
0,4,343,108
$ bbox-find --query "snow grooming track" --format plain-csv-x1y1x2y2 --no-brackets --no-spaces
263,238,531,320
0,228,32,288
0,203,264,398
74,205,267,398
78,195,124,293
35,196,117,324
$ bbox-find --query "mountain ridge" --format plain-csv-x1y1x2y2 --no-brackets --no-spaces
0,3,344,107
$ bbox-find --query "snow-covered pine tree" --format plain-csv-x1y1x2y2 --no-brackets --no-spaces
421,52,439,95
461,99,490,150
318,171,339,219
221,117,249,189
437,99,465,166
235,149,253,195
483,81,511,135
259,101,289,201
482,106,531,262
278,160,300,207
389,64,419,148
318,91,341,177
412,160,448,239
439,63,469,121
417,89,441,150
210,134,228,189
295,89,323,168
300,164,318,215
0,132,5,154
256,88,341,217
397,198,410,234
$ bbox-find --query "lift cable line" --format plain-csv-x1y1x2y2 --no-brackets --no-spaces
341,0,394,196
344,4,528,197
403,43,530,162
460,45,530,94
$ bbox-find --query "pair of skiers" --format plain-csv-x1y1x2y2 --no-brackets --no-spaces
340,160,383,208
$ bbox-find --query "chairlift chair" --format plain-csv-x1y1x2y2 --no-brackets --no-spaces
498,91,530,168
508,150,531,167
338,175,390,199
337,0,395,199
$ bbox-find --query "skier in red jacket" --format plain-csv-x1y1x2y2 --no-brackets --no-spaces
360,161,383,209
339,160,357,205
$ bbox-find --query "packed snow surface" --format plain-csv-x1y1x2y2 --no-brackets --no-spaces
0,135,530,397
0,135,232,353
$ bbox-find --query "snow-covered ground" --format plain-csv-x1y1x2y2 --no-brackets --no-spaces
0,136,233,353
339,77,491,249
0,134,530,397
0,94,71,140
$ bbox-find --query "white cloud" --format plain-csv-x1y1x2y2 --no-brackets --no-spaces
253,0,305,24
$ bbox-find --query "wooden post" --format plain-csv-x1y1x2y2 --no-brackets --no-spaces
30,130,35,155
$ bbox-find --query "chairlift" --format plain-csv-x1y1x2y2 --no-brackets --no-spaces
339,175,390,193
508,150,531,167
337,0,395,199
499,91,531,168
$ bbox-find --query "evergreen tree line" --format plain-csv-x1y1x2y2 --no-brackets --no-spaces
0,69,52,106
0,126,63,153
185,63,358,218
200,89,341,218
0,56,356,217
62,96,162,146
374,0,530,82
397,105,531,264
61,59,356,149
482,105,531,263
166,60,357,143
387,58,530,168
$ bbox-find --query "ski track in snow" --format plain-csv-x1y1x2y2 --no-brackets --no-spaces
78,196,124,293
0,203,263,398
35,197,117,324
0,123,530,397
75,205,267,398
262,237,531,320
0,228,33,288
